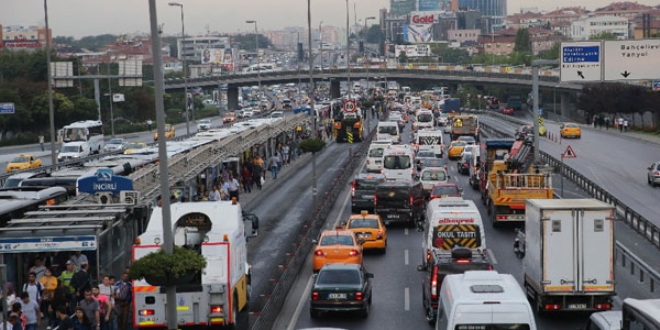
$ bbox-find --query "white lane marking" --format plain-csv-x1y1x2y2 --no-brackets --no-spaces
487,249,499,265
404,249,409,265
404,287,410,311
405,228,409,236
286,191,352,330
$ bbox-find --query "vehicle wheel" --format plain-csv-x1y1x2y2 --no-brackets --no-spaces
490,204,499,228
381,242,387,255
228,296,239,329
648,176,652,185
486,200,492,215
360,300,370,318
310,308,320,319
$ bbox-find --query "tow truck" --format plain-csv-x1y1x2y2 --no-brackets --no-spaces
449,114,479,142
333,107,364,143
417,246,493,323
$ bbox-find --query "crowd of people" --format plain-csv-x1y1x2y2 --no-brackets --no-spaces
591,114,632,132
1,253,133,330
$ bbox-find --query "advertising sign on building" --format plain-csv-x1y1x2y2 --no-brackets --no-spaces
201,48,234,71
403,24,434,43
409,11,441,24
395,44,432,57
418,0,442,11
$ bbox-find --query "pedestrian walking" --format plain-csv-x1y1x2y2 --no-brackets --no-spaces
241,166,252,193
227,173,240,201
114,273,132,330
18,292,40,330
268,153,281,180
281,144,290,166
618,117,624,132
623,118,628,132
604,116,610,130
39,136,44,152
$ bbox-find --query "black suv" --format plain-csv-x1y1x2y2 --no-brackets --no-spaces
351,173,386,213
417,247,493,323
374,180,426,227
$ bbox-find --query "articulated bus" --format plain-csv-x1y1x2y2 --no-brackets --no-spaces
60,120,105,154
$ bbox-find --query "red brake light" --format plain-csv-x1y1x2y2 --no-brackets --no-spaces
377,230,383,239
544,304,561,310
314,250,325,256
426,249,431,262
595,303,611,310
335,226,343,230
456,259,470,264
655,171,659,175
488,265,494,270
373,195,377,207
349,249,360,256
355,291,363,301
431,266,439,300
351,180,356,198
210,305,223,314
139,310,155,316
312,291,319,301
409,194,414,205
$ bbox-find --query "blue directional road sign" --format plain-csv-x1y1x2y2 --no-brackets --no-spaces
653,80,660,91
0,103,15,114
560,42,602,83
78,168,133,195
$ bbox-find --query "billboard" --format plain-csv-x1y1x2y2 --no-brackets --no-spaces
403,24,434,43
395,44,432,57
417,0,442,11
201,48,233,71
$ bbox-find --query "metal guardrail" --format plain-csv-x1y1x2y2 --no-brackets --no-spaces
249,128,376,330
615,241,660,296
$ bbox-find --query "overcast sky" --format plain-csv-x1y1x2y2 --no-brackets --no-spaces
2,0,659,38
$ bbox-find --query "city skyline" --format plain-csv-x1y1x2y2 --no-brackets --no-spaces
2,0,659,38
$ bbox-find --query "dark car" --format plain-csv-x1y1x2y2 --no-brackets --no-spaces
428,183,462,200
417,247,493,322
515,125,534,141
374,180,426,227
310,263,374,319
351,173,386,213
458,152,473,175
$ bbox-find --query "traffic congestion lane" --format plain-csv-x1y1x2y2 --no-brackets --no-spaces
480,115,660,275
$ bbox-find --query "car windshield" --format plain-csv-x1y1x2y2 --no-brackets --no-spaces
451,142,466,147
348,219,379,229
61,145,80,153
421,170,447,181
432,185,459,196
11,157,29,163
320,235,354,246
354,179,382,190
128,143,144,149
418,114,433,122
461,153,473,163
271,113,283,118
108,139,123,145
3,178,21,188
200,120,211,124
458,137,475,143
421,158,447,167
369,148,384,157
224,113,234,118
417,151,435,158
316,269,361,285
383,155,411,169
566,123,578,128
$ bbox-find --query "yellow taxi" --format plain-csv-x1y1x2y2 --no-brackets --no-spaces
539,123,547,136
447,141,467,160
6,154,42,173
223,112,237,124
154,124,175,141
312,229,363,272
560,122,581,139
342,211,387,254
124,142,148,154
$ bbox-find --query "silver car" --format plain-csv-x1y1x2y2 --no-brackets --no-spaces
648,161,660,187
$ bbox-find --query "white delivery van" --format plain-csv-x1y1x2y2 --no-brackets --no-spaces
57,141,91,163
366,140,393,173
422,198,486,267
376,121,401,144
436,271,537,330
416,130,444,158
381,144,414,181
416,110,435,131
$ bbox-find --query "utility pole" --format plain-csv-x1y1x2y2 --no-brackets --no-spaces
44,0,57,168
168,2,190,135
307,0,318,210
346,0,351,88
531,59,559,164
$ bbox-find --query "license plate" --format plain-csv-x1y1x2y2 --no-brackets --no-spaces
567,304,587,309
387,214,400,219
363,195,374,200
358,233,371,239
508,215,525,220
328,293,347,299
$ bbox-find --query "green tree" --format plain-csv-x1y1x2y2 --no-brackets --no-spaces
438,48,470,64
589,32,618,40
224,34,273,51
514,28,532,53
541,42,561,60
398,51,408,65
366,24,382,44
30,91,75,129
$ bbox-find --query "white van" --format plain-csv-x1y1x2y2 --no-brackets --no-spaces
416,110,435,131
376,122,400,144
57,141,91,163
381,144,414,181
436,271,537,330
416,130,444,157
423,198,486,267
366,140,393,173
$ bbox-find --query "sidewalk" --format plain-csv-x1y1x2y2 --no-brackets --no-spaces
576,122,660,146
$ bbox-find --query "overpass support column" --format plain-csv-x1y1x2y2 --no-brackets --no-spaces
330,79,341,99
227,85,239,111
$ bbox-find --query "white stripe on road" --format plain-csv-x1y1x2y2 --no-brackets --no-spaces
487,249,499,265
404,249,409,265
286,191,352,330
404,228,409,236
404,287,410,311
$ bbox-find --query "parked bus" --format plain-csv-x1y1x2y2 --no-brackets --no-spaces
60,120,105,154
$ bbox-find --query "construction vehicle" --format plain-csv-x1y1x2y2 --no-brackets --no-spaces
449,114,479,142
334,109,364,143
132,201,259,329
479,139,553,227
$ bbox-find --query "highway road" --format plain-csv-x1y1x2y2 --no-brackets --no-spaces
263,117,659,330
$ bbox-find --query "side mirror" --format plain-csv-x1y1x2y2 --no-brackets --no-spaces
649,167,653,170
417,265,426,272
366,273,374,278
447,175,451,179
311,239,318,245
358,239,365,245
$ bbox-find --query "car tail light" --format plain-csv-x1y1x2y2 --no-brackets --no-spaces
376,231,383,239
351,181,356,198
456,259,470,264
431,266,439,300
595,303,611,310
312,291,319,301
373,195,377,207
488,265,494,270
409,195,414,206
496,215,507,220
544,304,561,311
314,250,325,256
139,310,155,316
355,291,363,301
349,249,360,256
426,249,432,262
655,171,659,175
210,305,223,314
380,169,384,174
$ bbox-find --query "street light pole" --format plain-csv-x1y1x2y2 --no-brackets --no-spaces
363,16,375,56
345,0,351,88
107,65,115,137
531,59,559,164
246,21,260,91
168,2,190,135
319,21,323,70
44,0,57,168
307,0,318,210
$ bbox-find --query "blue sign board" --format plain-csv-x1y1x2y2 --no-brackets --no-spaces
562,46,600,63
418,0,441,11
0,236,97,252
560,42,602,82
653,80,660,91
0,103,15,114
77,168,133,195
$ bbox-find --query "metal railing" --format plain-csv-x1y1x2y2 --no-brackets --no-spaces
478,120,660,251
249,128,376,330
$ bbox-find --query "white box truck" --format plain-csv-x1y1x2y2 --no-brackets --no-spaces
523,199,616,314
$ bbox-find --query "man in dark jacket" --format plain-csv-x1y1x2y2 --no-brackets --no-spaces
70,263,91,301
